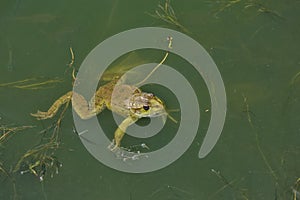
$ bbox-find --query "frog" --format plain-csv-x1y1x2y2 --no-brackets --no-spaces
30,76,166,150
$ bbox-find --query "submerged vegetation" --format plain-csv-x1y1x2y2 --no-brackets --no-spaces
205,94,300,199
0,47,75,198
210,168,248,199
211,0,284,20
0,115,64,197
242,95,299,199
293,178,300,200
0,77,63,90
290,71,300,86
0,124,35,199
13,115,65,182
0,125,34,144
12,48,76,181
148,0,190,33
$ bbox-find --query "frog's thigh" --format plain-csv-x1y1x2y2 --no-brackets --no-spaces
114,116,138,147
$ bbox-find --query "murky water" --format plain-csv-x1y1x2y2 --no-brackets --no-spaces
1,0,300,199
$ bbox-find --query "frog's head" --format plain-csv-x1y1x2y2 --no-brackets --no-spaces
129,92,166,118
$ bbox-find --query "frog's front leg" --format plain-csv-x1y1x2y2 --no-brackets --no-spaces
31,91,73,120
112,116,138,150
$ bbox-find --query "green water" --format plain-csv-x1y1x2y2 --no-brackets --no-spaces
1,0,300,199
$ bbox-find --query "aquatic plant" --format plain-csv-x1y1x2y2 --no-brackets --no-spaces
211,0,284,20
148,0,190,33
0,77,63,90
290,71,300,86
212,0,242,18
210,168,249,199
242,94,279,183
0,124,34,199
244,0,284,20
16,149,62,181
0,47,76,182
0,125,34,143
242,94,300,199
292,178,300,200
14,102,68,181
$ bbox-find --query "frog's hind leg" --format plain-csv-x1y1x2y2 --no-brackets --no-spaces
31,91,73,120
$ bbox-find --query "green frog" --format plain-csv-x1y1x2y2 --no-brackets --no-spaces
31,76,166,149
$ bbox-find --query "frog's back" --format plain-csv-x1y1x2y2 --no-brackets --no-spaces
93,77,140,116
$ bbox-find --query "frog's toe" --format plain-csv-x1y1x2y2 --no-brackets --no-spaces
110,145,119,152
107,140,119,152
30,110,52,120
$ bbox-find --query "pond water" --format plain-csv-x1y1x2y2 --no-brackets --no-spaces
0,0,300,199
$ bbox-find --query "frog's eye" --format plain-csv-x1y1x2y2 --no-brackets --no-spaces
143,105,150,111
